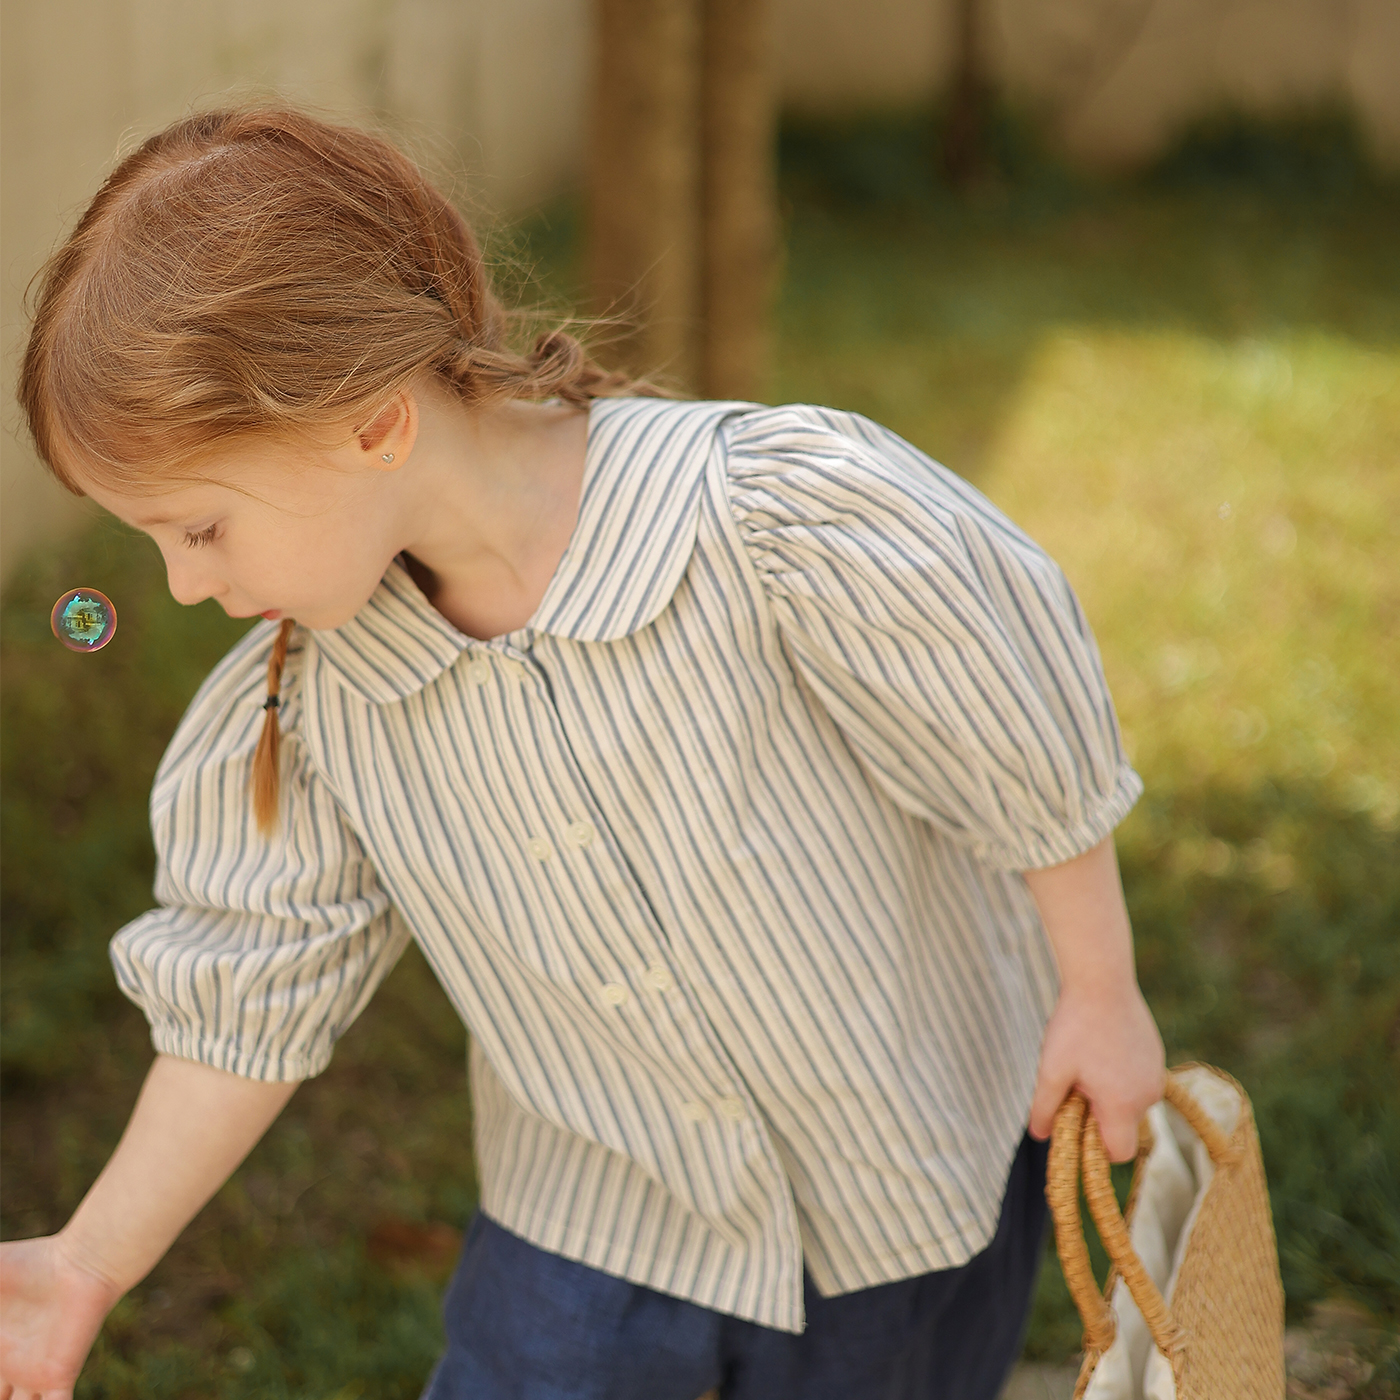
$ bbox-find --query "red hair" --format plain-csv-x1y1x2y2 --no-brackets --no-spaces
19,105,653,833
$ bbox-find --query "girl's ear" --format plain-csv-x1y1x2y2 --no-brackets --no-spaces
356,389,417,469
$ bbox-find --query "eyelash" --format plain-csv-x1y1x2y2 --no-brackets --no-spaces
183,524,218,549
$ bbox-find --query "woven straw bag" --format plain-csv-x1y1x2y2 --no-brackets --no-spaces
1047,1064,1285,1399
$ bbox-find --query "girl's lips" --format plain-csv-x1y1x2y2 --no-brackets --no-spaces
261,610,281,620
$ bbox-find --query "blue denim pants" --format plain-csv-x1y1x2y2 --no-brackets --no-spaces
423,1133,1048,1400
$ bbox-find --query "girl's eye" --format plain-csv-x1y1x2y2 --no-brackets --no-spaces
183,524,218,549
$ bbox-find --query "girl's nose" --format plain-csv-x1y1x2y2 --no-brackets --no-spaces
163,554,222,608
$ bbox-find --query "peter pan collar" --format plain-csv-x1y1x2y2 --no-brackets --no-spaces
309,397,749,705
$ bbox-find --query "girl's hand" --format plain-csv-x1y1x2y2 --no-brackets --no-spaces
0,1234,122,1400
1027,979,1165,1162
1020,837,1166,1161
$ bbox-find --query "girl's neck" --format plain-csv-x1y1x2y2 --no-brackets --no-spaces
395,388,591,642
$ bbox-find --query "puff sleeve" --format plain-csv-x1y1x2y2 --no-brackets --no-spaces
726,407,1142,871
109,624,410,1082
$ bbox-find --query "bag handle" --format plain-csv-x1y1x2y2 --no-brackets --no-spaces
1047,1072,1238,1364
1047,1092,1117,1351
1161,1073,1238,1167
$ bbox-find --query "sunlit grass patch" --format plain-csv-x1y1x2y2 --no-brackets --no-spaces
978,326,1399,806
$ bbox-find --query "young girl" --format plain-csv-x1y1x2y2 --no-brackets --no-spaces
1,107,1163,1400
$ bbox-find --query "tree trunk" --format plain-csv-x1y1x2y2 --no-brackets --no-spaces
942,0,986,190
589,0,702,387
699,0,775,401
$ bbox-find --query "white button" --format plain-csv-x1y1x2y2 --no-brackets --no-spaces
567,820,596,849
717,1097,746,1122
600,982,629,1006
642,964,675,993
504,660,528,679
527,837,553,861
467,659,491,686
680,1101,710,1122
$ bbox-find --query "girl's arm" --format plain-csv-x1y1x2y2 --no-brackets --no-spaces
0,1054,298,1398
1024,836,1165,1162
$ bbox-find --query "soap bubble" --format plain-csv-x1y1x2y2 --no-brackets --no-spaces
51,588,117,652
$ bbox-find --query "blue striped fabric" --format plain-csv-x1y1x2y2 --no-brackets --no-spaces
111,398,1141,1331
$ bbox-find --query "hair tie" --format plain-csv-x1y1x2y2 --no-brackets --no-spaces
263,695,281,711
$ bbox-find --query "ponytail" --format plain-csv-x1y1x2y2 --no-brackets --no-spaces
445,327,646,410
251,617,296,835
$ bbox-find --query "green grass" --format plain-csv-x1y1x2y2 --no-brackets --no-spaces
3,117,1398,1394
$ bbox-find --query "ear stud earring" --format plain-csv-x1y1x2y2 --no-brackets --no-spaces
381,452,395,463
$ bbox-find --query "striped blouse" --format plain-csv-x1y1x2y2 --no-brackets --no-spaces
112,397,1141,1332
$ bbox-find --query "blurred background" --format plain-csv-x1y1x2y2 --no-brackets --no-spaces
2,2,1397,1396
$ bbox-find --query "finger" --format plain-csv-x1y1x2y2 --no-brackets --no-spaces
1090,1103,1140,1163
1027,1062,1076,1141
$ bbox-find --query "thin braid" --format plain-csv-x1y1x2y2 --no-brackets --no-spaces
251,617,296,835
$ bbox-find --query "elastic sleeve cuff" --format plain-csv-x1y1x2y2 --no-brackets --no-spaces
979,764,1144,872
148,1024,334,1083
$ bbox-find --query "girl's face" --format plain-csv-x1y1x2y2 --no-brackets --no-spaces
74,433,406,631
